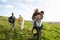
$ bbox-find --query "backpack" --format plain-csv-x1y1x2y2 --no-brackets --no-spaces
8,16,15,23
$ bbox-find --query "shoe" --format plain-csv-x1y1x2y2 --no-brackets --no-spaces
12,28,14,31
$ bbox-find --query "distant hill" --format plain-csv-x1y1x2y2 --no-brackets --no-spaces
0,16,60,40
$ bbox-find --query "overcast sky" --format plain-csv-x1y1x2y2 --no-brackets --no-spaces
0,0,60,22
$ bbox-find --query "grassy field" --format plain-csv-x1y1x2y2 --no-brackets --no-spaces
0,16,60,40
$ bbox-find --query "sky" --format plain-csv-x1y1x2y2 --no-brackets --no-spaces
0,0,60,22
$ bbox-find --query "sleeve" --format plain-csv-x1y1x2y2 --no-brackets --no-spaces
32,13,34,20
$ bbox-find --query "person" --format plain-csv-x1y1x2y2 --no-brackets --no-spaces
8,13,15,31
18,15,24,30
35,11,44,40
32,8,40,35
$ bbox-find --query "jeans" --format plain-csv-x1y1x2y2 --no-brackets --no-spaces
34,25,43,40
34,21,37,27
36,27,41,40
11,23,14,31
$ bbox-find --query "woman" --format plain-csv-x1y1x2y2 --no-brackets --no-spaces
32,8,40,35
18,15,24,30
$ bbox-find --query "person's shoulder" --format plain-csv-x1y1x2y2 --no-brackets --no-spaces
10,16,12,17
18,17,20,19
9,16,12,18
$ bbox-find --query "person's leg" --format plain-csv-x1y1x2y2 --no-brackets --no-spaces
21,21,24,30
33,27,38,40
32,21,36,36
32,27,34,34
39,27,41,40
21,24,24,30
20,22,24,30
11,23,14,31
40,24,43,36
39,24,43,40
33,27,37,37
36,27,41,40
36,27,39,40
20,23,21,30
20,23,22,30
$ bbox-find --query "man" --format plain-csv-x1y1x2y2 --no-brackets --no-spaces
35,11,44,40
18,15,24,30
8,13,15,31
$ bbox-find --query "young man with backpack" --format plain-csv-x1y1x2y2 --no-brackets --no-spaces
8,13,15,31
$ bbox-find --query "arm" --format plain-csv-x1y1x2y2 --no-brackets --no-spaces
36,15,42,21
32,13,35,20
40,16,43,20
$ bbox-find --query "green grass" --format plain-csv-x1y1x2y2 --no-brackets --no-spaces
0,16,60,40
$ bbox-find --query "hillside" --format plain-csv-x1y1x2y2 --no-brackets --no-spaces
0,16,60,40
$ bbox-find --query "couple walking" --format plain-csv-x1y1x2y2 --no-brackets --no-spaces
8,13,24,31
32,8,44,40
